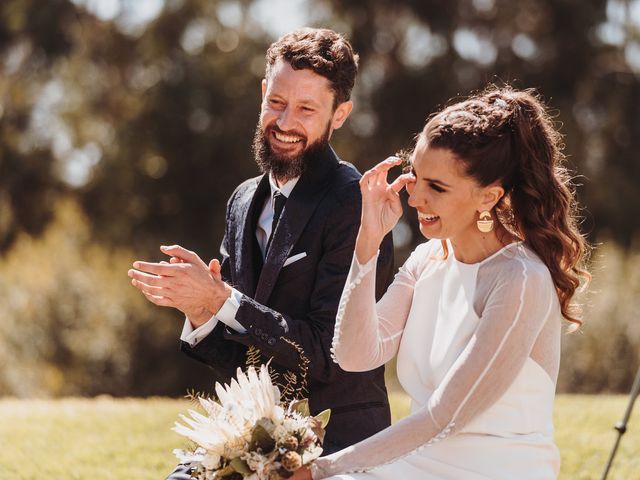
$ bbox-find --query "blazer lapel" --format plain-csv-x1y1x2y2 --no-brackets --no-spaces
254,145,340,304
235,175,270,297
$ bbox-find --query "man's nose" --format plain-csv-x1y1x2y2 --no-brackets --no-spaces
276,106,296,131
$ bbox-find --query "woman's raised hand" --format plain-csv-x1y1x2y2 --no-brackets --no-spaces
355,156,415,263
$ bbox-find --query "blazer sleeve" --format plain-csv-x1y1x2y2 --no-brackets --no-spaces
226,182,394,384
179,187,247,384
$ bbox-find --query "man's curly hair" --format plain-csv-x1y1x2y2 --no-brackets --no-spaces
265,28,359,109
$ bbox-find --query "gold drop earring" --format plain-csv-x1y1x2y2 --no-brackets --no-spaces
477,210,494,233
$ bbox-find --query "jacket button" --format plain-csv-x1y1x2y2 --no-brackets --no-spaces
267,337,276,346
254,328,263,336
261,333,269,341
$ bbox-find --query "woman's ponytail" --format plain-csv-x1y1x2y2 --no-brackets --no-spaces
424,86,590,327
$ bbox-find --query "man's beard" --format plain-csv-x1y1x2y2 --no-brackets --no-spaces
252,121,331,182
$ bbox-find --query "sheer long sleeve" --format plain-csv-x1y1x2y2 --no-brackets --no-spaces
330,245,426,372
313,250,560,478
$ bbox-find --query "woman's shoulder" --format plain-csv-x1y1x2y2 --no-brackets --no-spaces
483,242,554,289
398,239,444,279
409,239,445,262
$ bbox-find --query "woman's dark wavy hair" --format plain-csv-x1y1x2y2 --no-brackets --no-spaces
265,27,359,109
423,85,590,327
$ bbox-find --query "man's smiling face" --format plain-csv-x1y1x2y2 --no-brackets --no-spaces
253,59,352,182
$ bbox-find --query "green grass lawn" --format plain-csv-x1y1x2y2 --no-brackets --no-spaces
0,394,638,479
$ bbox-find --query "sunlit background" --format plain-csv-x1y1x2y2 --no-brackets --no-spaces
1,0,640,398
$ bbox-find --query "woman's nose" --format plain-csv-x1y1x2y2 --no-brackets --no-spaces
406,183,418,207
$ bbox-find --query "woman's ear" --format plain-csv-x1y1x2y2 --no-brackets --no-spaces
478,184,505,212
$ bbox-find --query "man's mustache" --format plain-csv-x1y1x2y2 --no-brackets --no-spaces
264,124,307,144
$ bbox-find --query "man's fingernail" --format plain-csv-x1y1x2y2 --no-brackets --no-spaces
133,262,140,268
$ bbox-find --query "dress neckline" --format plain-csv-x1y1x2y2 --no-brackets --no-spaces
447,240,523,267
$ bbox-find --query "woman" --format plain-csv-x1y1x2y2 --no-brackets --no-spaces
294,86,589,479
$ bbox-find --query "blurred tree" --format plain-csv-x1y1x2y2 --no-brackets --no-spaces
0,0,271,396
0,199,213,397
2,0,639,252
0,0,77,250
322,0,640,247
1,0,639,395
0,0,268,259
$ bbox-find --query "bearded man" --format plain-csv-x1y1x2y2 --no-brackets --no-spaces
129,28,394,459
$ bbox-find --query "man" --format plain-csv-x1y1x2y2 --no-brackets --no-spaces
129,28,394,457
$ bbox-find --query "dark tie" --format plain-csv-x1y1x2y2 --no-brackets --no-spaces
266,191,286,254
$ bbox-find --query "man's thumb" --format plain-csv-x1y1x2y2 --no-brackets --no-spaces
209,259,222,280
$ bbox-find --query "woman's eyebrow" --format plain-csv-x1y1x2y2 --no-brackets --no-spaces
422,177,451,188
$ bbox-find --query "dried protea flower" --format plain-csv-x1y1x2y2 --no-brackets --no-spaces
282,436,299,451
281,451,302,472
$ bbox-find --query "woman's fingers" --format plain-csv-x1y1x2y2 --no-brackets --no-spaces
388,172,416,193
360,156,403,191
373,157,403,183
359,168,377,190
377,156,403,170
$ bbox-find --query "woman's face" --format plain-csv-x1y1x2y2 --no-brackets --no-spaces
406,137,487,241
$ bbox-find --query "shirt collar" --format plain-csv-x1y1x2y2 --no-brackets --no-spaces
268,173,299,199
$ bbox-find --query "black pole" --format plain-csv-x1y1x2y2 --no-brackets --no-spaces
600,364,640,480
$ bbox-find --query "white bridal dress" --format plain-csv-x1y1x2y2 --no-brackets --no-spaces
312,240,561,480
